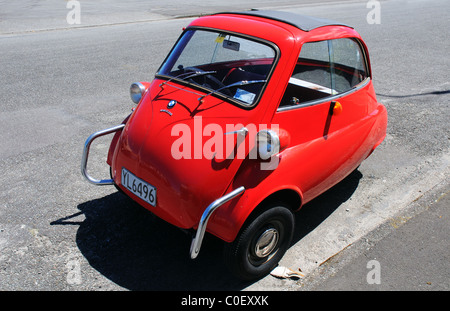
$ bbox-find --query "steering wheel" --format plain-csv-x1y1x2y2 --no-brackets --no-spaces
184,67,232,96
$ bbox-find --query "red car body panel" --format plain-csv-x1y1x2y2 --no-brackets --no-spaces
208,85,387,243
101,12,387,243
110,80,269,229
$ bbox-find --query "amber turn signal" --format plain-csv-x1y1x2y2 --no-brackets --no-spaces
333,101,343,116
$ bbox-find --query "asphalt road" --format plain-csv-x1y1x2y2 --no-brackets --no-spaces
298,182,449,291
0,0,448,291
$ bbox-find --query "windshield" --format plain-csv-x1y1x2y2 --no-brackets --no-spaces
157,29,276,107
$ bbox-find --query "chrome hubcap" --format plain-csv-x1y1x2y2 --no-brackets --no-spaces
254,228,279,258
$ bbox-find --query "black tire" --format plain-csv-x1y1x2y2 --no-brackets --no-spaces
223,203,294,281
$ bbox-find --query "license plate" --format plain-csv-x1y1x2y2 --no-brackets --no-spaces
121,168,156,206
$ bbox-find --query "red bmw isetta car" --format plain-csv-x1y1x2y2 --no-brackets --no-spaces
82,10,387,280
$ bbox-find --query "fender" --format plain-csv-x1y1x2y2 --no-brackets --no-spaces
366,102,388,158
106,114,131,167
106,80,151,166
206,153,304,243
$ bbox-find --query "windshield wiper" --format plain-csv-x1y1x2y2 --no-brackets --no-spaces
198,80,267,103
159,70,217,88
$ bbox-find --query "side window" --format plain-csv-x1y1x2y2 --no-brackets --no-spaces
280,38,368,108
330,38,368,93
282,40,332,106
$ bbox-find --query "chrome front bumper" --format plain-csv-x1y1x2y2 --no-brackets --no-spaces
81,124,125,185
81,125,246,259
189,186,245,259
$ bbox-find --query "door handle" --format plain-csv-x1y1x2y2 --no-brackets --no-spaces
224,127,248,137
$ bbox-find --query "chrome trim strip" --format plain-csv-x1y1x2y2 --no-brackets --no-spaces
277,77,371,112
81,124,125,185
190,186,246,259
160,109,173,116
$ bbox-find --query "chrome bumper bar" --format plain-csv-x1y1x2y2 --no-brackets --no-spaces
82,124,244,259
190,186,245,259
81,124,125,185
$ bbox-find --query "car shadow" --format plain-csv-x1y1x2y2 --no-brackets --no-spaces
376,89,450,98
291,169,363,244
54,169,362,290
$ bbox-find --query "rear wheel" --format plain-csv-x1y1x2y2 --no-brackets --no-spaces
223,203,294,281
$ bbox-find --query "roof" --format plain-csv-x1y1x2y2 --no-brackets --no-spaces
216,10,352,32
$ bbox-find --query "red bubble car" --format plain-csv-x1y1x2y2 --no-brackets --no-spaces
81,10,387,280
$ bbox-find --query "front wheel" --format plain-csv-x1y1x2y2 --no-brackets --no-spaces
223,203,294,281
